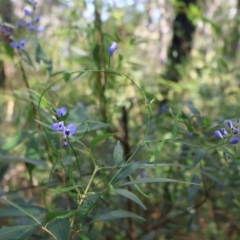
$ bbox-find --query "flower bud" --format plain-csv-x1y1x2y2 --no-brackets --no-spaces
214,130,223,139
220,128,228,136
230,138,239,144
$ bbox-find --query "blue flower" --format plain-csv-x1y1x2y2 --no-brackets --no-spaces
63,124,77,136
214,130,223,139
227,120,233,129
109,42,118,56
230,138,239,144
17,20,25,27
28,24,36,31
62,139,68,147
24,9,32,16
35,16,41,23
57,107,68,117
220,128,228,135
36,26,44,32
51,121,65,132
233,128,239,135
10,40,27,50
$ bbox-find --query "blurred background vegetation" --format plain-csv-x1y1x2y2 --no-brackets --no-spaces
1,0,240,239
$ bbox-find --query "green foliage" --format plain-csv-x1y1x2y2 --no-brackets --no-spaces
1,0,240,239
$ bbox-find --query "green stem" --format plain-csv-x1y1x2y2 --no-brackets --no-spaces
41,226,57,240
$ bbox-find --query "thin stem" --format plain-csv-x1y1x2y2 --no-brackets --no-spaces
41,226,57,240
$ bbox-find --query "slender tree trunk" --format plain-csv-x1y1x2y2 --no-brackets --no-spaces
165,0,197,83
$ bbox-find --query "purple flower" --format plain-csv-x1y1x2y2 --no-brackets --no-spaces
35,16,41,23
63,124,77,136
63,139,68,147
227,120,233,129
214,130,223,139
233,128,239,135
28,24,36,31
24,9,32,16
220,128,228,136
10,40,27,50
57,107,68,117
230,138,239,144
51,121,64,132
0,24,11,36
36,26,44,32
109,42,118,56
17,20,26,27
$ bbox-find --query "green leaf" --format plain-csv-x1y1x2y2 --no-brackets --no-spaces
78,233,90,240
1,198,42,225
114,188,146,210
193,148,206,167
90,133,117,148
113,140,124,165
203,117,212,128
47,218,70,240
21,50,34,67
88,210,145,224
49,184,82,194
118,178,201,186
0,205,47,217
1,131,32,153
172,110,181,138
0,155,48,168
150,141,165,162
46,210,81,223
111,161,147,185
188,174,201,206
188,104,200,116
0,225,38,240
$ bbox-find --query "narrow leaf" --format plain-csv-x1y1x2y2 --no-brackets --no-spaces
188,174,201,206
113,141,124,165
150,141,165,162
0,225,38,240
47,218,70,240
114,188,146,210
111,161,147,185
1,198,42,225
118,178,201,186
88,210,145,224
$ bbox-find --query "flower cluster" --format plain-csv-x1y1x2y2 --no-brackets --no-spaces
214,120,239,144
51,107,77,147
6,0,44,51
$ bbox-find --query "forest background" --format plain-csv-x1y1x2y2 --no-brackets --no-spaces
1,0,240,239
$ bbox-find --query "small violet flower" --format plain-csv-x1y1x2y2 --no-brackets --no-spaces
214,130,223,139
51,121,64,132
63,124,77,136
57,107,68,117
233,128,239,135
17,20,25,27
230,138,239,144
10,40,27,50
109,42,118,56
35,16,41,23
24,9,32,16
